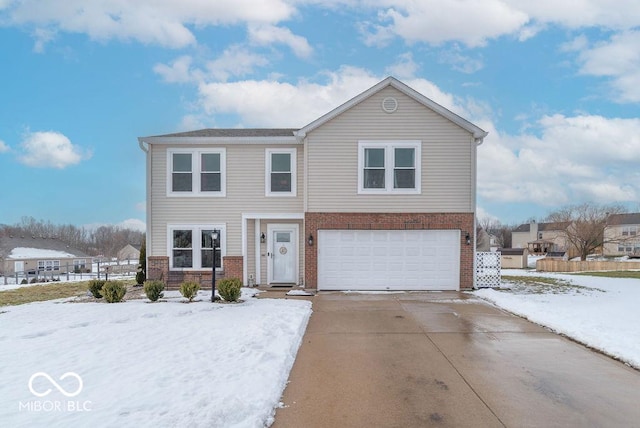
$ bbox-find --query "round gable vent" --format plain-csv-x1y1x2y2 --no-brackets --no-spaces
382,97,398,113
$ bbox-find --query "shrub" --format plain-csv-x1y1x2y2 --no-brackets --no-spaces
21,279,28,285
217,278,242,302
144,280,165,302
101,281,127,303
179,281,200,302
30,278,38,284
135,270,145,286
88,279,106,298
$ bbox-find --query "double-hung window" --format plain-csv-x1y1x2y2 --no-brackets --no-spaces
168,149,226,196
169,225,225,270
266,148,296,196
358,141,421,194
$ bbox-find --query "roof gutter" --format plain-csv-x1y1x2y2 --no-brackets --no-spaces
138,137,149,153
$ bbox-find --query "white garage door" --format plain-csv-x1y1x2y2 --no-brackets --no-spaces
317,229,460,291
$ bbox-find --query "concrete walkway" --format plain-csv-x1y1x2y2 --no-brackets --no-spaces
273,292,640,427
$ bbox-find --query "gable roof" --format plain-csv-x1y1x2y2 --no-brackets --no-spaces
139,128,298,145
607,213,640,226
295,76,488,141
0,236,90,259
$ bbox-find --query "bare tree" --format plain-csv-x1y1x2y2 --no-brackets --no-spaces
477,217,513,249
2,218,143,258
545,202,626,260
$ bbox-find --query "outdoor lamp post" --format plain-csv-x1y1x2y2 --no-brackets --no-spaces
211,231,220,302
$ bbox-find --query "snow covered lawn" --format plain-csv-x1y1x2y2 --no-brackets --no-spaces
474,270,640,369
0,289,312,427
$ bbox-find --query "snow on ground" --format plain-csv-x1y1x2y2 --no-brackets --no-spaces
0,289,312,428
474,270,640,369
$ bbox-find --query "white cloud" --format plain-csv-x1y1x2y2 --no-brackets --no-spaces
18,131,91,169
248,24,313,58
385,52,419,79
4,0,640,54
205,47,270,81
359,0,530,48
1,0,296,49
574,30,640,103
513,0,640,30
118,218,146,232
153,55,195,84
478,114,640,206
0,139,9,153
438,45,484,74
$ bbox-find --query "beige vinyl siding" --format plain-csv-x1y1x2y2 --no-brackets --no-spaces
306,86,475,213
149,144,304,258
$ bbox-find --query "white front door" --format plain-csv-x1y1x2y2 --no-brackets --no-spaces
268,226,297,284
14,261,24,273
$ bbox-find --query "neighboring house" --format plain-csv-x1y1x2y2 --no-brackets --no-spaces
138,77,487,291
512,221,571,256
0,235,92,276
603,213,640,257
117,244,141,261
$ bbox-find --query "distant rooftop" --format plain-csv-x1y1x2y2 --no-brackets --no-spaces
607,213,640,226
513,221,571,233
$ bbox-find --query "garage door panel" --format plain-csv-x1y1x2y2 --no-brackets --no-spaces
318,229,460,291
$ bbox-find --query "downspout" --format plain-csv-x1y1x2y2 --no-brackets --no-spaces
472,134,486,289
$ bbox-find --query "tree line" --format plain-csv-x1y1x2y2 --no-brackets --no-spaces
0,216,145,259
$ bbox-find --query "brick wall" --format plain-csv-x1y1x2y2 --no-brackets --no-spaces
223,256,244,283
304,212,475,290
146,255,244,289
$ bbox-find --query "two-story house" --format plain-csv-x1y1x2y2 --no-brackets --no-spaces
138,77,487,291
512,221,571,256
603,213,640,256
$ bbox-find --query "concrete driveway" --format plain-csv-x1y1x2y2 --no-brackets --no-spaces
273,292,640,427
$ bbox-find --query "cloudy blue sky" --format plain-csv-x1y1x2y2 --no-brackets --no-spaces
1,0,639,230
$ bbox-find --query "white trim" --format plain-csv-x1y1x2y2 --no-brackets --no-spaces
265,148,297,197
166,148,226,197
167,224,226,271
242,213,304,221
357,140,421,194
254,219,261,285
267,223,299,284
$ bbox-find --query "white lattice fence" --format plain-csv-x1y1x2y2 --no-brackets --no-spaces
476,251,501,288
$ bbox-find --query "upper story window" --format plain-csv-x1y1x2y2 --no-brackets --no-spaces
168,149,226,197
358,141,421,194
266,148,296,197
622,226,637,236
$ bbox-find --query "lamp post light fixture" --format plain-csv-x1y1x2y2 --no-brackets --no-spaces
211,230,220,302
